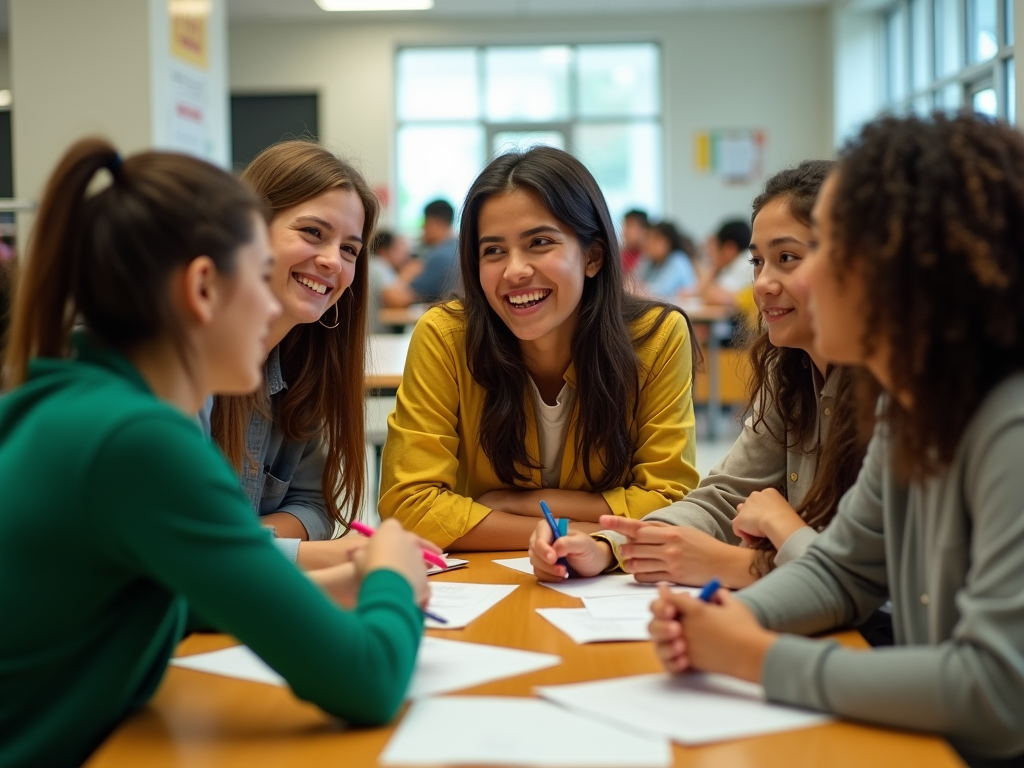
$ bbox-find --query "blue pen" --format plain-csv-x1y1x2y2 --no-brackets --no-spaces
424,608,448,624
698,577,721,603
539,500,573,576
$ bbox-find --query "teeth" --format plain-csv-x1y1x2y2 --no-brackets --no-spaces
296,275,329,295
508,290,547,305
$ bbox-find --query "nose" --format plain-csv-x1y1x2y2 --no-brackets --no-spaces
503,248,533,282
754,264,781,298
314,244,344,275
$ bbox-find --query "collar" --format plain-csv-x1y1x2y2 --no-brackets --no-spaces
265,345,287,396
69,331,152,395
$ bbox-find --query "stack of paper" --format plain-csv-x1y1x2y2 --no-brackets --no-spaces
172,636,560,699
537,673,834,745
380,696,671,767
536,608,650,643
424,582,518,629
427,555,468,575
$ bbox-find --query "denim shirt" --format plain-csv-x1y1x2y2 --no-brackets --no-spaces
199,346,334,545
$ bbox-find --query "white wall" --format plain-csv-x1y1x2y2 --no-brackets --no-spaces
229,8,833,237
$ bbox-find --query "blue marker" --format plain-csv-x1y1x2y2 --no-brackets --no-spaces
539,500,572,576
424,608,448,625
698,577,721,603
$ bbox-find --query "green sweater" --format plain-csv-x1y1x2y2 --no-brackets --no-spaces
0,336,423,768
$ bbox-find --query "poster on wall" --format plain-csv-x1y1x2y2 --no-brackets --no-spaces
168,0,211,159
693,129,766,183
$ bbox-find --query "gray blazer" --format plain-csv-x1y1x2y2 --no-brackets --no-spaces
604,365,836,566
737,374,1024,759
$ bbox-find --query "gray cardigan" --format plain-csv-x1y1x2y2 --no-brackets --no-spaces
603,365,834,567
737,374,1024,759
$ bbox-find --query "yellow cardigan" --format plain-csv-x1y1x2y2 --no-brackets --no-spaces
378,304,699,548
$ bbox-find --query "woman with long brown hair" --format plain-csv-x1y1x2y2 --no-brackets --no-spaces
379,146,700,550
531,159,870,588
651,113,1024,768
210,141,379,567
0,138,428,768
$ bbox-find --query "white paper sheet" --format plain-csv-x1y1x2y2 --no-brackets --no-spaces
172,636,560,699
494,556,666,599
424,583,518,629
582,589,699,620
536,608,651,643
537,673,834,745
380,696,671,767
427,556,469,575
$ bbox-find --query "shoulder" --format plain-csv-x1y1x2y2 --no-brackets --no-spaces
960,374,1024,461
629,305,687,348
409,303,468,363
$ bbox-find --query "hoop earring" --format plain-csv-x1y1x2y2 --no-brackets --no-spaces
319,302,340,329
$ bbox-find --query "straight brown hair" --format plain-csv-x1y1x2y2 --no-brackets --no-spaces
4,137,260,387
211,141,378,528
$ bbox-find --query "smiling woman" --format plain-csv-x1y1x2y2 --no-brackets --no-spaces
210,141,378,569
378,146,700,551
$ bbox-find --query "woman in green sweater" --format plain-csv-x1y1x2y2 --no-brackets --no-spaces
651,114,1024,766
0,138,428,768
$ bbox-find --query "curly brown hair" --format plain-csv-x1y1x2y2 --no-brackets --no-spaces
742,160,872,576
830,113,1024,478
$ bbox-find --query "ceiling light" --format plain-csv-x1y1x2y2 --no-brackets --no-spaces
315,0,433,10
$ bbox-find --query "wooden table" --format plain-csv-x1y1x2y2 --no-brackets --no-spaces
677,300,735,440
379,305,429,330
366,333,412,390
86,554,964,768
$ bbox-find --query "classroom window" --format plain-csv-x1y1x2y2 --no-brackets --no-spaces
395,43,663,234
884,0,1015,121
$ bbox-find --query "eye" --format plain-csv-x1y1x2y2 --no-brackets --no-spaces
480,245,505,259
341,244,360,261
530,236,555,248
748,255,763,268
780,251,802,264
302,226,322,239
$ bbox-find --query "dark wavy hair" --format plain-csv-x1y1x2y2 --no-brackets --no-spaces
830,113,1024,479
451,146,691,489
742,159,872,576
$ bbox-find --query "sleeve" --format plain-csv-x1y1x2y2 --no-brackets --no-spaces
377,316,491,548
409,249,455,304
773,526,819,567
745,421,1024,757
91,414,422,726
600,313,700,520
643,399,790,542
273,436,335,541
645,256,696,301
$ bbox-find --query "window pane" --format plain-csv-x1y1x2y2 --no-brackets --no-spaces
911,0,931,91
573,122,661,223
913,95,932,115
396,124,484,234
972,85,998,115
1006,0,1015,44
577,44,659,118
492,131,565,157
397,48,479,121
1007,57,1016,122
934,0,963,78
938,81,964,110
969,0,999,62
888,6,909,103
485,46,571,122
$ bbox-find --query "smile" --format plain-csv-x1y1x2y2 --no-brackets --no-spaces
762,307,793,318
505,289,551,309
293,273,330,295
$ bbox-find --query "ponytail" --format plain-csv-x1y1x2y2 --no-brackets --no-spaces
4,137,262,388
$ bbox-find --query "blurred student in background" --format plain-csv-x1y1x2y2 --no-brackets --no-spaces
620,209,649,274
382,199,459,308
692,219,753,308
368,230,412,333
634,221,697,302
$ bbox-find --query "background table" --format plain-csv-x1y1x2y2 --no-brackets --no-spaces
85,554,965,768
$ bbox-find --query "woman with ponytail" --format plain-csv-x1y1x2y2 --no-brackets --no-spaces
0,139,428,768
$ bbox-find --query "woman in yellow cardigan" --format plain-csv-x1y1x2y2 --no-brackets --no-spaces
379,147,699,550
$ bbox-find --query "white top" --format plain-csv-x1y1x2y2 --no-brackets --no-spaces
526,377,576,488
715,250,754,294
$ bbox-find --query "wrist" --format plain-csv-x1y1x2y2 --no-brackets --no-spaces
740,629,777,684
725,546,758,588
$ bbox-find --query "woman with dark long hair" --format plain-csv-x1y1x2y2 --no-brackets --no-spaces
379,146,699,550
651,114,1024,767
531,160,870,588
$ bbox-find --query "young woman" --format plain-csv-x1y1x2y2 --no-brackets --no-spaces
635,221,697,301
531,160,869,588
210,141,378,569
0,139,428,768
378,147,700,550
650,114,1024,767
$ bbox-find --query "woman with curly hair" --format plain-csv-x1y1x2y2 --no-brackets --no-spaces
650,113,1024,767
531,160,870,591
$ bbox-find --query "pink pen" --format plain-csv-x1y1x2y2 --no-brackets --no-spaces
349,520,448,571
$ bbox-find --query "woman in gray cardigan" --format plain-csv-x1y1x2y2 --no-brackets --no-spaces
650,114,1024,766
530,161,869,589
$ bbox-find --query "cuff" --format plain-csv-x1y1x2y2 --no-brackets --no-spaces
773,526,819,567
277,503,334,541
591,531,628,572
272,537,301,563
